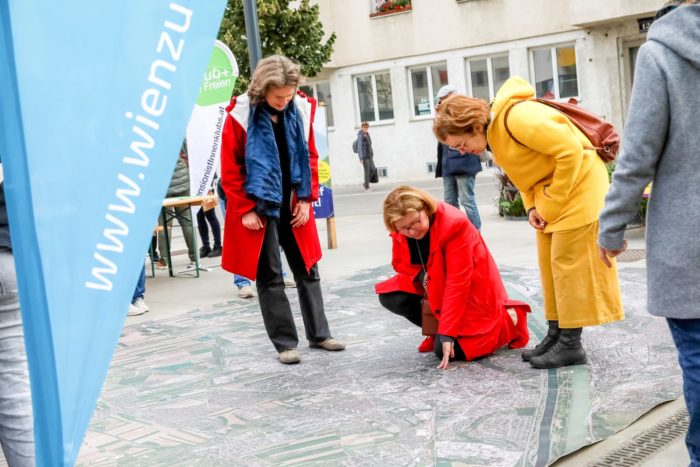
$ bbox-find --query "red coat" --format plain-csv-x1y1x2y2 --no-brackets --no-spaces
220,91,322,280
375,203,530,359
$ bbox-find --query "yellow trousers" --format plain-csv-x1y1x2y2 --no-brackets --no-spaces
536,221,624,328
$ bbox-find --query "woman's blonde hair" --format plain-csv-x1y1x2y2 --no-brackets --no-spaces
247,55,302,105
383,185,438,232
433,94,491,143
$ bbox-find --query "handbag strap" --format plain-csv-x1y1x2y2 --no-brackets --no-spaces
414,238,429,297
503,100,526,147
504,99,597,152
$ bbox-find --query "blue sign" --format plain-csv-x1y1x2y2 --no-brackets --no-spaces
0,1,226,465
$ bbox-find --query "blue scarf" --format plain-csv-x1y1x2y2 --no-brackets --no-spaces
244,100,311,218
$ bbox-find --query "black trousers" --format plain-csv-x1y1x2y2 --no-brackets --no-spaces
362,158,372,189
196,207,221,248
256,217,331,352
378,291,466,360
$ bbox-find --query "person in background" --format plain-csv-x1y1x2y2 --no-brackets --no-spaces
196,187,222,259
375,185,530,369
0,162,35,466
220,55,345,364
127,264,149,316
434,85,482,230
356,122,374,193
598,2,700,463
433,76,624,369
156,140,196,268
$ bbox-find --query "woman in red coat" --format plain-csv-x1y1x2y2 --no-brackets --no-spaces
376,185,530,369
220,55,345,365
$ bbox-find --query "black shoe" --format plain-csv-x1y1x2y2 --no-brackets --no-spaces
199,245,211,258
208,246,222,258
522,320,560,361
529,328,587,369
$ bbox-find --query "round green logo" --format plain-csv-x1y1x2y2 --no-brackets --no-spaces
196,43,238,106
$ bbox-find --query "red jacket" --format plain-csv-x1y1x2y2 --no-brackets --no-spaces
220,91,322,280
375,203,530,359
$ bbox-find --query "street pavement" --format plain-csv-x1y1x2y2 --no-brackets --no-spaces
117,169,688,466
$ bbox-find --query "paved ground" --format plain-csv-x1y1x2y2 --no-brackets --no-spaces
80,170,689,466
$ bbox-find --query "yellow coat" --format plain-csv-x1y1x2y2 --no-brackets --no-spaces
488,76,610,233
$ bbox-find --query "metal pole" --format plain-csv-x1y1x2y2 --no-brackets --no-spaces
242,0,262,71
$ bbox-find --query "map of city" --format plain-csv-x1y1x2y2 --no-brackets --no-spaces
79,266,681,466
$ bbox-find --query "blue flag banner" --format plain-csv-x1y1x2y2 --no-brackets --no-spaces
0,1,226,465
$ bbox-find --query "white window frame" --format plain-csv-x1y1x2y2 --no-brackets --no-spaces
465,54,509,102
354,71,394,125
300,81,334,129
528,44,579,101
407,62,447,119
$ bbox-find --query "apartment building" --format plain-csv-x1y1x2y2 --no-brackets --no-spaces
302,0,664,185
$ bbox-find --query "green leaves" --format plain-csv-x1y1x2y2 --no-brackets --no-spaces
218,0,336,96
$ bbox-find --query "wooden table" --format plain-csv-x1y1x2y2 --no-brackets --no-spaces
160,195,218,278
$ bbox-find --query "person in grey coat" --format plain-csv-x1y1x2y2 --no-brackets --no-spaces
597,2,700,463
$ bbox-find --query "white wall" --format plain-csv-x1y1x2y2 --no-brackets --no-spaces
309,0,661,186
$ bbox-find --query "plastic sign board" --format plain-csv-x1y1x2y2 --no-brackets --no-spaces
312,106,335,219
187,40,239,199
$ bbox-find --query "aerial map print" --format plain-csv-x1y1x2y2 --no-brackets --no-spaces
79,266,681,466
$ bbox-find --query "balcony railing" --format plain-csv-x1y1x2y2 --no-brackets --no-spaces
370,0,412,18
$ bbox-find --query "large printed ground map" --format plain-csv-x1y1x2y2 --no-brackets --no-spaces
78,266,681,466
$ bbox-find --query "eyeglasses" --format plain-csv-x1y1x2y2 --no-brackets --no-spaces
396,215,423,233
448,139,469,152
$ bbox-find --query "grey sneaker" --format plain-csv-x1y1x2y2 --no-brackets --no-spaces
127,303,147,317
279,348,300,364
132,297,150,312
310,338,346,351
238,285,254,299
283,277,296,288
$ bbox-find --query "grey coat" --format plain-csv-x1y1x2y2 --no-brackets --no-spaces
598,5,700,319
356,130,373,161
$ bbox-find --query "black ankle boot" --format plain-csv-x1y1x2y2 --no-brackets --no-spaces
522,320,560,362
529,328,587,369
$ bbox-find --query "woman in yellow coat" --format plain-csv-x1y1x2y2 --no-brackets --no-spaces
433,76,623,369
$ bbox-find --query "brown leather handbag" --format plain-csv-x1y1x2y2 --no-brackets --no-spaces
421,298,438,336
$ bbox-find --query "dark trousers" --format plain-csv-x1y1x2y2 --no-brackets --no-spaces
378,291,466,360
196,207,221,248
362,158,372,189
257,217,331,352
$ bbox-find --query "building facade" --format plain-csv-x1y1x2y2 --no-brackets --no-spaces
303,0,664,186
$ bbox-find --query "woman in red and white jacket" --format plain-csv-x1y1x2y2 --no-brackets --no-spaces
376,185,530,369
220,55,345,365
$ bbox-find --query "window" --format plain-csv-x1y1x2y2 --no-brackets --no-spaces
531,45,579,99
299,81,334,127
355,72,394,123
370,0,412,17
408,62,448,117
465,55,510,101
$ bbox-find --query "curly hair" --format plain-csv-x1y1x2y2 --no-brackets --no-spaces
247,55,302,105
432,94,491,143
382,185,438,232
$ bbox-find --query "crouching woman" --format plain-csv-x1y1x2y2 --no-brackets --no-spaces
375,185,530,369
